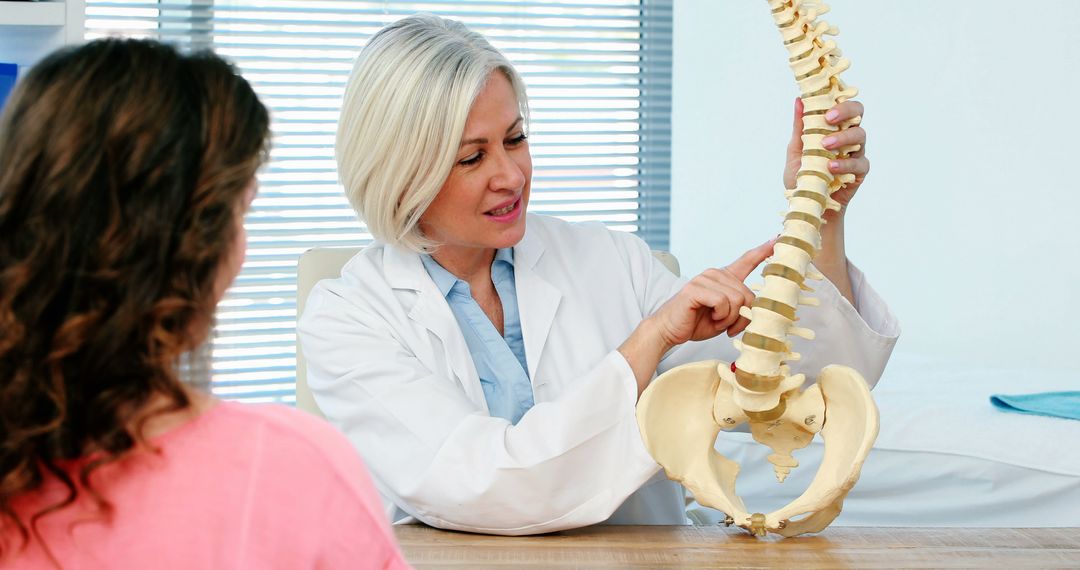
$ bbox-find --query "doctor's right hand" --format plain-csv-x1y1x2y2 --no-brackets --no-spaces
619,239,775,397
650,238,775,348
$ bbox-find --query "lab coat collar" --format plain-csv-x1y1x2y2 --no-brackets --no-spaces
381,242,426,292
513,220,563,382
381,244,486,408
379,216,563,392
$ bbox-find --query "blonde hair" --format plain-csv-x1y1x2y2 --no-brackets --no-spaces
336,13,529,252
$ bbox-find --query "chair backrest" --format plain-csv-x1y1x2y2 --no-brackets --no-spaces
651,250,680,277
295,247,362,417
294,246,680,417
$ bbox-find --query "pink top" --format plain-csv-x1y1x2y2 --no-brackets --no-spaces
5,401,410,569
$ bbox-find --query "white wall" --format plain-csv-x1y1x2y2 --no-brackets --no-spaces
0,1,85,69
671,0,1080,370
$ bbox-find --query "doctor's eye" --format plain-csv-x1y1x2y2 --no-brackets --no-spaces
458,152,483,167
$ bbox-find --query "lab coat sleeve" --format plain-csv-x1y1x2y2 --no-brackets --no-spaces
605,230,900,388
299,285,661,535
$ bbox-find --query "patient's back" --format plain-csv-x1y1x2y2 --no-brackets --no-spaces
8,401,408,569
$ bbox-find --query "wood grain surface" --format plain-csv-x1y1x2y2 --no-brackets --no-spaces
394,524,1080,569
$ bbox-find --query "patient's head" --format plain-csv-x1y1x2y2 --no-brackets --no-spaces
0,38,269,553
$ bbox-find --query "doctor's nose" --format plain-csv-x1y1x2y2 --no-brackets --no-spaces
488,149,527,193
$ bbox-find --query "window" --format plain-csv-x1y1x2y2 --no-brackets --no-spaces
85,0,673,403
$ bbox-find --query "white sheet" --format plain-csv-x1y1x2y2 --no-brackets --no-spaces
695,354,1080,527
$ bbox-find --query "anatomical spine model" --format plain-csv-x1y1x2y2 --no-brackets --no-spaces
636,0,878,537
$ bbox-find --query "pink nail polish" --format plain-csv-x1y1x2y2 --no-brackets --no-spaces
826,109,839,122
829,161,840,170
822,136,837,148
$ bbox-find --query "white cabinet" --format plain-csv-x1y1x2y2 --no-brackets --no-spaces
1,1,85,68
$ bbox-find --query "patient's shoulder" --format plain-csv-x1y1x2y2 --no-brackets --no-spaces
208,401,363,475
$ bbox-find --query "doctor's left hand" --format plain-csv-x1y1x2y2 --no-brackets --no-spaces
783,97,869,214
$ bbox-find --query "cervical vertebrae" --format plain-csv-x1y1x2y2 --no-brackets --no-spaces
635,0,879,538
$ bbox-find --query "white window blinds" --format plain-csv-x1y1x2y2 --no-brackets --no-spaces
85,0,673,403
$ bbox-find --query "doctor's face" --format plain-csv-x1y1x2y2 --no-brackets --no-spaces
419,71,532,254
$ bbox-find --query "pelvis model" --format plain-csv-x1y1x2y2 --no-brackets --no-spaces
636,0,876,538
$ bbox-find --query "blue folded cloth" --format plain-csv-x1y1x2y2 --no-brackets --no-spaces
990,391,1080,421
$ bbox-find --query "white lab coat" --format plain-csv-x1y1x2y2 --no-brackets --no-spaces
299,214,900,535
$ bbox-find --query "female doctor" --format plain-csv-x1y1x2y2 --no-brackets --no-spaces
300,14,900,535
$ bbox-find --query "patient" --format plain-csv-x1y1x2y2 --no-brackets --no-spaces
0,39,408,568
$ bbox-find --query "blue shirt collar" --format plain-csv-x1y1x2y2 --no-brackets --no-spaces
420,248,515,298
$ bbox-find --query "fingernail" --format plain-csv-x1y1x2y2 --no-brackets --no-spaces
821,136,837,148
829,160,840,170
826,109,840,122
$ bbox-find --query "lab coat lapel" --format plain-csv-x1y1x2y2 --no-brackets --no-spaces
382,245,486,408
514,227,562,383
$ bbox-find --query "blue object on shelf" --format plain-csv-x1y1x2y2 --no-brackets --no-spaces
0,63,17,111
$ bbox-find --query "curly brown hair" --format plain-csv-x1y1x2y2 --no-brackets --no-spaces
0,38,269,558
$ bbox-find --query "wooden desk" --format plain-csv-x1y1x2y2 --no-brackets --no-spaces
394,525,1080,569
